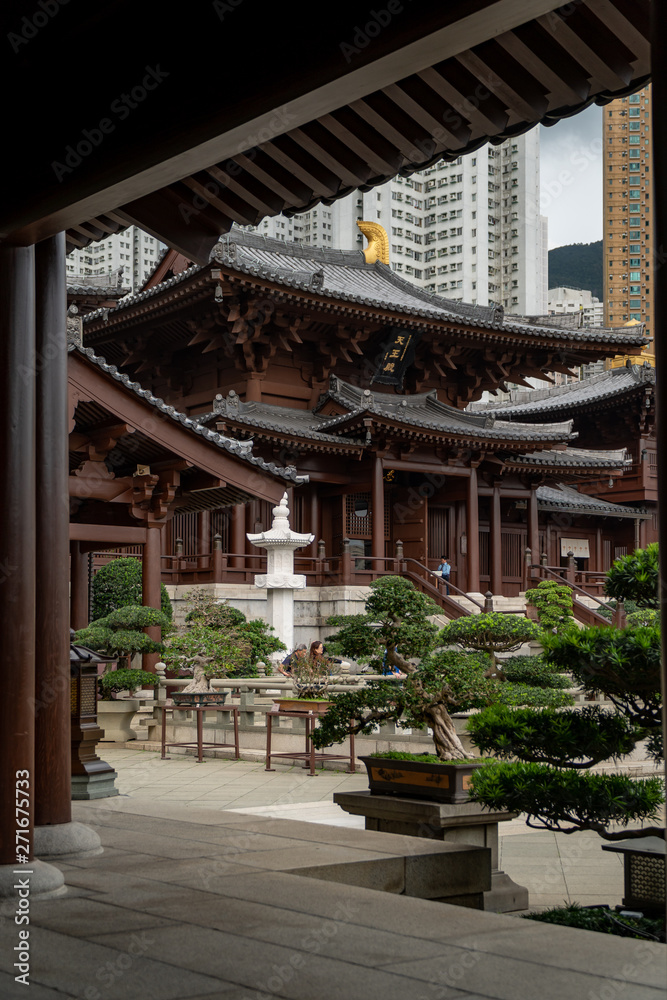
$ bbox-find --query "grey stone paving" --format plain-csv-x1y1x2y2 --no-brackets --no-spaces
1,747,663,1000
105,747,628,910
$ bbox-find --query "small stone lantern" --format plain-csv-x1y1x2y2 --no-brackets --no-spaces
247,493,314,652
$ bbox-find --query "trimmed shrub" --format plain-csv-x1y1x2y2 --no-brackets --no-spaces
92,557,173,621
525,580,574,631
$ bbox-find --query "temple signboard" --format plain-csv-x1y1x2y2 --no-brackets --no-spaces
371,328,420,387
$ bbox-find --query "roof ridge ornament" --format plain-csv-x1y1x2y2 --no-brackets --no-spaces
356,220,389,265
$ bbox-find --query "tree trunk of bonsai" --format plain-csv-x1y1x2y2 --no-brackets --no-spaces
426,704,467,759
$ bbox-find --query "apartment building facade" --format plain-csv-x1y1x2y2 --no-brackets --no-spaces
66,226,166,293
254,131,547,316
603,84,653,338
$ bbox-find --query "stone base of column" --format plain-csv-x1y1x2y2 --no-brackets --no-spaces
485,869,529,913
71,772,119,800
34,821,103,861
0,860,66,899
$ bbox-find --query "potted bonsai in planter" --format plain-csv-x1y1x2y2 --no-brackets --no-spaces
276,644,334,713
311,577,569,802
164,597,256,704
75,605,169,741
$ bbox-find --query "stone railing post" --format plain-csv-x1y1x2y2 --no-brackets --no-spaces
238,687,256,728
613,599,626,628
523,546,532,590
484,591,494,612
395,538,404,574
566,550,576,585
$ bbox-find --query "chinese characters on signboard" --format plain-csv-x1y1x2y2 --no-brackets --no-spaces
371,327,420,387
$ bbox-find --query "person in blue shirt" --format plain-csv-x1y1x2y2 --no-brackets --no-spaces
436,556,451,595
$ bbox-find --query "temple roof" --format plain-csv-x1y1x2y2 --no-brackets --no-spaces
7,3,647,257
315,376,575,443
536,484,650,519
68,342,306,486
506,447,630,470
206,375,575,450
83,230,648,351
471,364,656,419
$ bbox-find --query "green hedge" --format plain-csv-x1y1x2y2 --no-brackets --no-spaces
92,557,173,621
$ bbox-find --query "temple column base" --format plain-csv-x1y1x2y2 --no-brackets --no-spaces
34,821,103,861
0,860,66,900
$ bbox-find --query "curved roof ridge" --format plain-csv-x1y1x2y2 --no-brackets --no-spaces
82,262,203,323
67,342,307,484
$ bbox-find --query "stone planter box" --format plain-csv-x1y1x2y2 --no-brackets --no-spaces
97,698,140,741
171,691,228,708
273,698,331,714
360,755,483,804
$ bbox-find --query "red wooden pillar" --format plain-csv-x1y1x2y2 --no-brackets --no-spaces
34,233,71,829
527,487,539,578
142,526,163,671
466,468,480,593
231,504,246,569
70,541,90,630
371,454,385,572
490,486,503,596
0,246,37,868
307,488,320,557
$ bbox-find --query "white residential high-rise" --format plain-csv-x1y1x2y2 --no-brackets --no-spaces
548,286,604,328
250,130,548,316
66,226,166,293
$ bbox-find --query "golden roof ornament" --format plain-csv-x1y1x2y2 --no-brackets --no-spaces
357,220,389,265
605,319,655,370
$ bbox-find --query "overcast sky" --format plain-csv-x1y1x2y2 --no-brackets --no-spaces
538,103,603,250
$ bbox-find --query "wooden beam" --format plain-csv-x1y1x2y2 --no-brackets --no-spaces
69,524,148,544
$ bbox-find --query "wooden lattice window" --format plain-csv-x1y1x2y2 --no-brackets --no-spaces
345,493,390,539
501,531,525,580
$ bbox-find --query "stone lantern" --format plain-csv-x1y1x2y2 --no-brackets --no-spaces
247,493,314,652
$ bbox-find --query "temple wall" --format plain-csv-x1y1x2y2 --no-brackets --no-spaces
167,583,371,650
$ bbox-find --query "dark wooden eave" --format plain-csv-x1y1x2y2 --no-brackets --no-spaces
68,349,296,512
1,0,650,258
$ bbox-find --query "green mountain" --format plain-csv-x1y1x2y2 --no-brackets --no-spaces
548,241,603,301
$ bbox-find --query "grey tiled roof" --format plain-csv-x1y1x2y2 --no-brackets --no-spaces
200,392,365,447
82,229,648,348
68,343,307,484
210,232,646,344
471,365,655,418
82,264,202,322
68,283,129,298
508,447,630,470
317,378,574,443
537,484,650,519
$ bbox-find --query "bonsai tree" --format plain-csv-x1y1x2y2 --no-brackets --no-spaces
75,605,170,669
312,577,570,759
164,591,284,681
438,612,543,678
164,625,249,681
524,580,574,632
604,543,659,609
98,667,159,700
92,556,173,622
468,623,664,840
